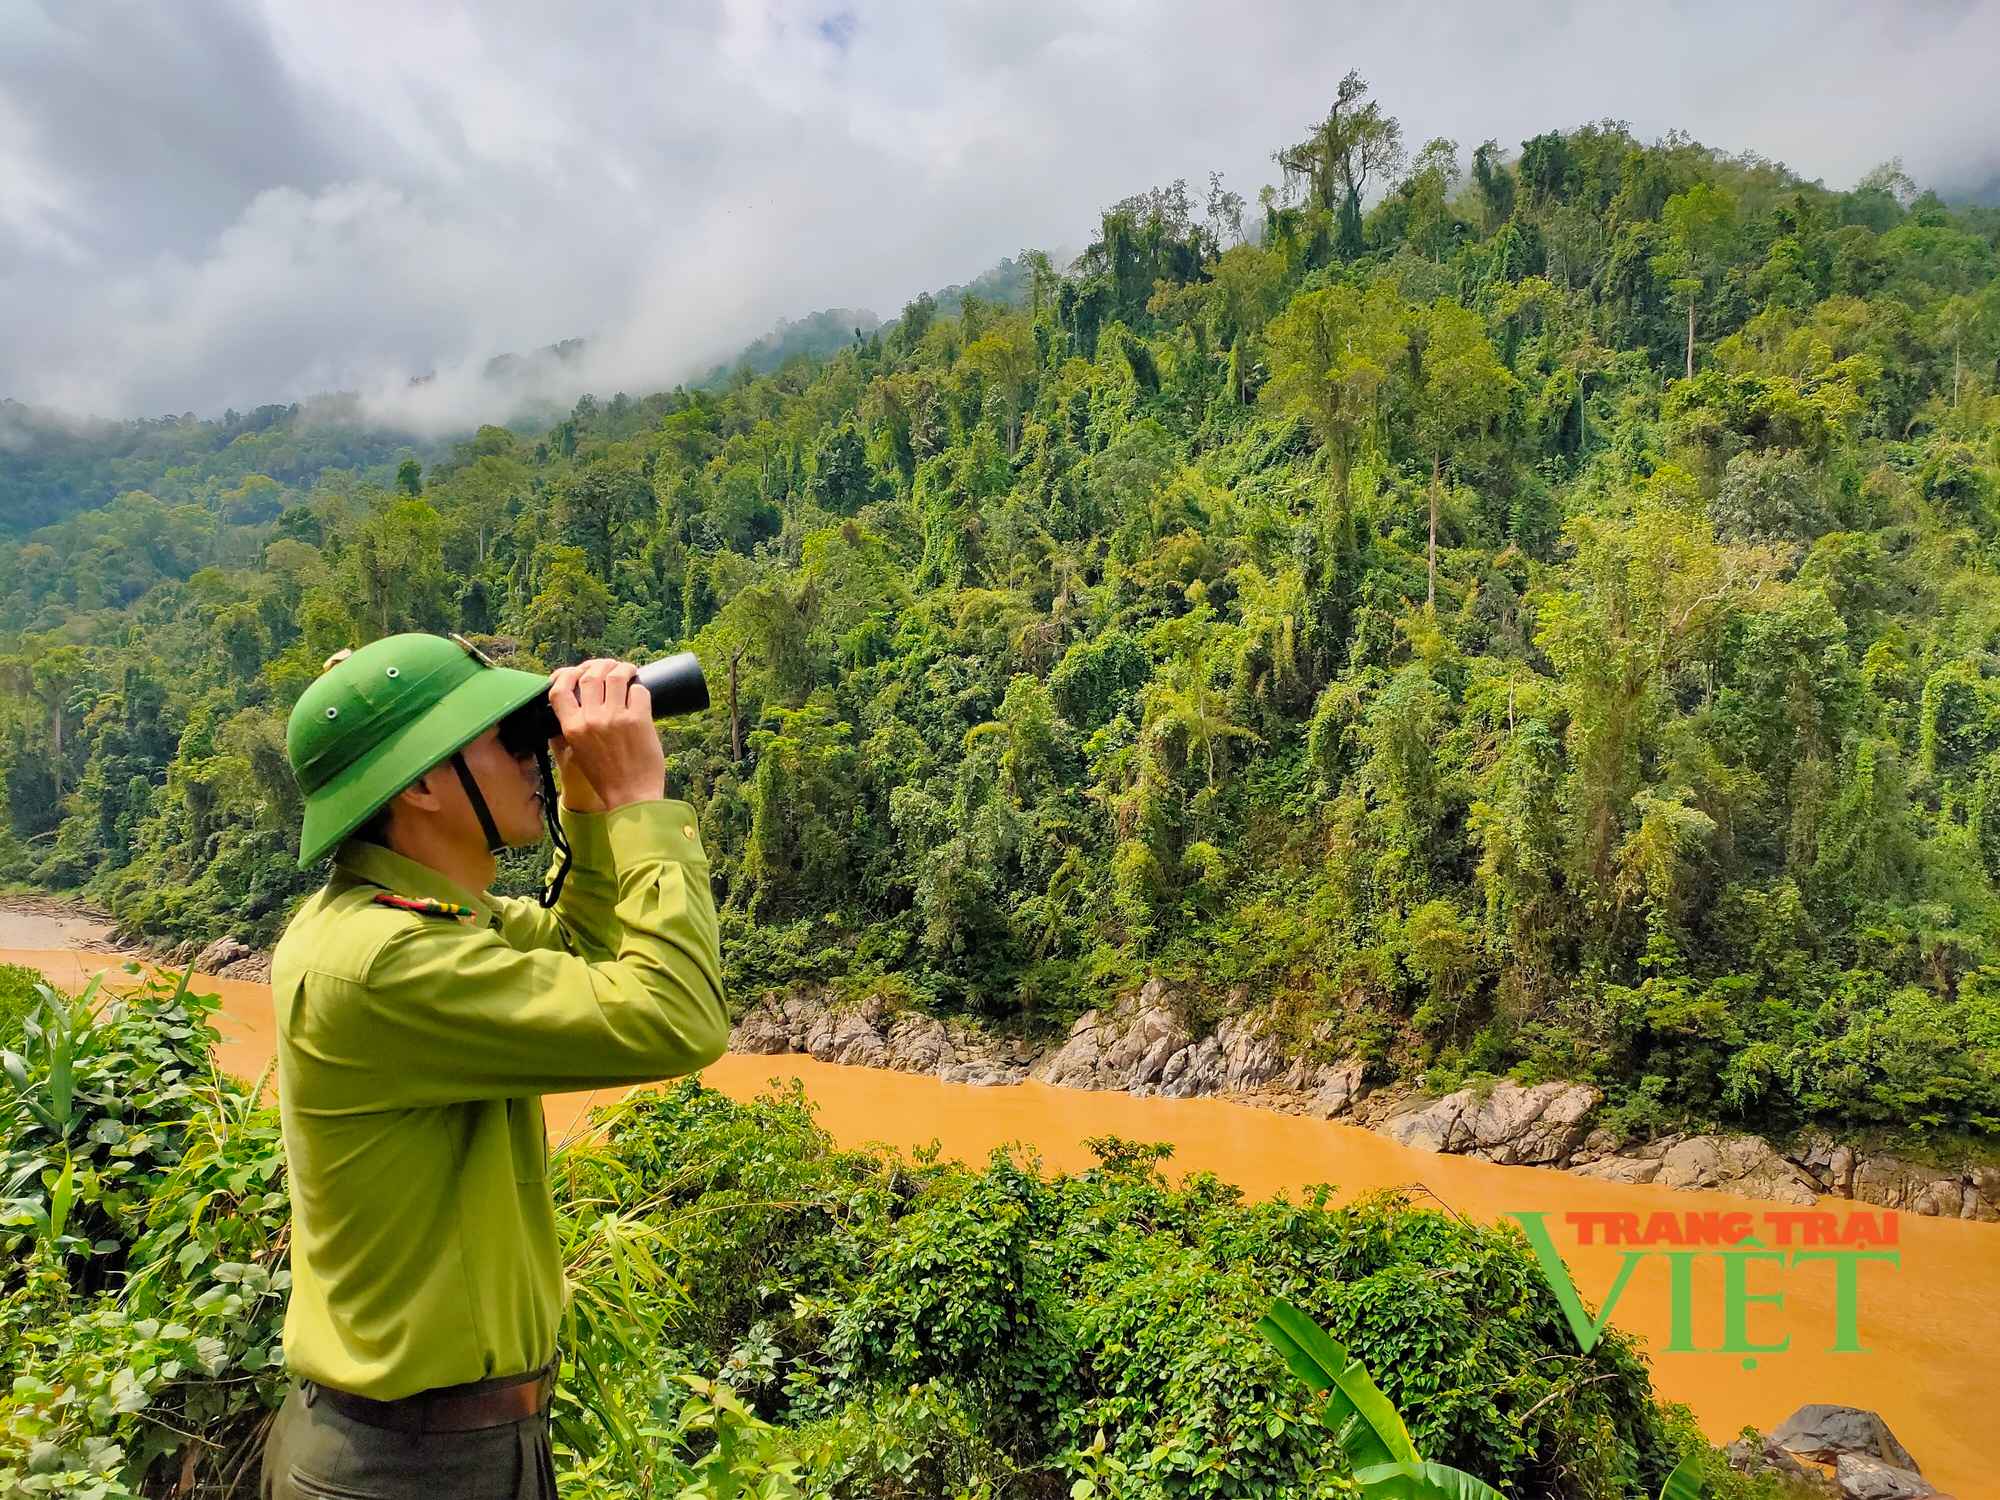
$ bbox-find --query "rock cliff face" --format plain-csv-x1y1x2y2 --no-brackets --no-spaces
1028,981,1374,1116
725,980,1999,1219
1379,1081,1600,1167
730,980,1373,1109
1565,1131,1823,1205
1795,1138,2000,1221
728,988,1036,1086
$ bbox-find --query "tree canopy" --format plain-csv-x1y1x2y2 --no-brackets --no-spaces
6,89,2000,1149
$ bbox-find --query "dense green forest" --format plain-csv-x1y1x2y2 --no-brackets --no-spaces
6,84,2000,1148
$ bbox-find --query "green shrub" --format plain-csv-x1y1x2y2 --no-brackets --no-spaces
564,1084,1693,1499
0,963,45,1050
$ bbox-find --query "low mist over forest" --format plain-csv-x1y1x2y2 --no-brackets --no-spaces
5,88,2000,1150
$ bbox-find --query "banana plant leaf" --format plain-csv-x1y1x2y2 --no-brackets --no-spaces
1255,1300,1419,1469
1658,1454,1703,1500
1353,1461,1508,1500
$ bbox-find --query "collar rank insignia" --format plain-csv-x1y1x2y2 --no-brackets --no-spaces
373,893,478,921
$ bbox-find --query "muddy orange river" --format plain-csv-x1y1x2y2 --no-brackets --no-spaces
13,949,1993,1496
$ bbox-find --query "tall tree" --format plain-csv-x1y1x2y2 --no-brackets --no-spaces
1263,283,1408,506
1654,183,1737,379
555,461,654,578
522,546,613,664
1406,300,1517,610
1273,71,1405,258
959,315,1040,454
38,646,84,804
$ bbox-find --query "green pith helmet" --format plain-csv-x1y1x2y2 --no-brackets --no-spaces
287,634,550,867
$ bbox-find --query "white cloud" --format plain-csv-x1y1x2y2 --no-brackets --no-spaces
2,0,1997,425
0,92,81,260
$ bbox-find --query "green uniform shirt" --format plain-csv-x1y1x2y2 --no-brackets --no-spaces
270,799,728,1400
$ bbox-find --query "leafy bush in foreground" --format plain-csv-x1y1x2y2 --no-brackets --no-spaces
561,1081,1703,1498
0,968,287,1497
0,964,42,1049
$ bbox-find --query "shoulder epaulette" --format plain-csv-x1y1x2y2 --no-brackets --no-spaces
372,892,478,921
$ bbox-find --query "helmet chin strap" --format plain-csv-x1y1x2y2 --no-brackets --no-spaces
446,749,572,908
533,743,573,908
448,752,504,853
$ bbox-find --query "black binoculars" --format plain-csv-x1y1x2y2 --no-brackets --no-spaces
497,653,710,757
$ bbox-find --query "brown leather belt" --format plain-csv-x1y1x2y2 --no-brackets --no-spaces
305,1362,556,1434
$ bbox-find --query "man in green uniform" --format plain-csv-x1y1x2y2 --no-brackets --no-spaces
262,634,729,1499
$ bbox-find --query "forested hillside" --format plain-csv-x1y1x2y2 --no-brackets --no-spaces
6,83,2000,1149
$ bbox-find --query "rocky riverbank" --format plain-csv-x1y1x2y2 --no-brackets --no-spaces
176,934,273,983
0,897,272,982
1728,1403,1955,1498
36,909,1992,1223
729,980,2000,1221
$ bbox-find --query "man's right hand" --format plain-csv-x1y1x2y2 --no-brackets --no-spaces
547,659,666,812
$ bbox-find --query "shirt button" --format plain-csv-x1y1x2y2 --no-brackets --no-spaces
682,825,697,840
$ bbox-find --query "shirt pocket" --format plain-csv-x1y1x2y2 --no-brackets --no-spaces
507,1097,547,1185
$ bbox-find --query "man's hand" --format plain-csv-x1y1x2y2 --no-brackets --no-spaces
547,659,666,812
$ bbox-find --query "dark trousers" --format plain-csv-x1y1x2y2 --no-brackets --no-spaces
260,1383,558,1500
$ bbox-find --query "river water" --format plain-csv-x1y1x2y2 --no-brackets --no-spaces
8,948,1992,1496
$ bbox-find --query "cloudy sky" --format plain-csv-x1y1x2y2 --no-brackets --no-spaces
4,0,1999,429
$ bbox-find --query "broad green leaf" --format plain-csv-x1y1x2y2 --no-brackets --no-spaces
48,1158,75,1244
49,1024,75,1128
1256,1300,1419,1468
2,1049,63,1135
1658,1454,1703,1500
1354,1460,1508,1500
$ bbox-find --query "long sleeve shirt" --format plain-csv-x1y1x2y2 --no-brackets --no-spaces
270,799,727,1400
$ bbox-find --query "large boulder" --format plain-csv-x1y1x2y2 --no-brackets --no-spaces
1834,1456,1942,1500
1649,1135,1819,1205
1215,1013,1288,1092
1305,1057,1370,1119
1100,1003,1192,1091
729,995,797,1054
1382,1089,1476,1154
1850,1156,1981,1219
1772,1406,1919,1471
728,991,831,1055
804,997,889,1069
1034,1009,1115,1088
1799,1138,1998,1222
1154,1010,1295,1099
1571,1155,1663,1185
194,935,253,973
884,1013,953,1074
1381,1081,1599,1166
940,1060,1021,1087
1724,1432,1835,1490
1972,1165,2000,1217
1475,1082,1599,1166
1799,1136,1859,1195
1034,981,1192,1093
1158,1035,1223,1097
